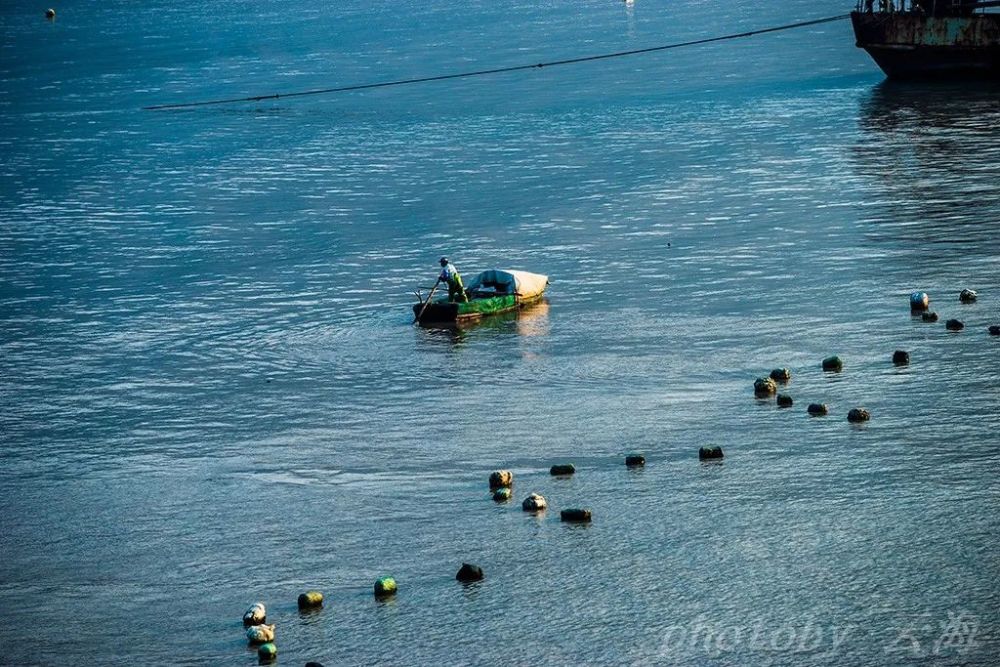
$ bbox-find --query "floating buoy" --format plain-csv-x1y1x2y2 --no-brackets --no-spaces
246,624,275,644
959,289,977,303
521,492,547,512
946,319,964,331
769,368,791,382
698,446,723,460
45,8,55,19
297,591,323,610
821,356,843,372
922,311,939,322
242,602,266,626
488,470,513,489
374,576,397,598
776,394,793,408
257,642,277,662
754,377,778,397
909,291,930,311
550,463,575,476
305,663,326,667
456,563,484,582
892,350,909,365
625,454,645,467
847,408,871,423
807,403,828,416
560,508,592,523
492,487,512,502
989,325,1000,336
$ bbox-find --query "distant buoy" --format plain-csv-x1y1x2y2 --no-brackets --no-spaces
374,576,397,598
769,368,791,382
456,563,485,582
488,470,513,489
522,492,547,511
892,350,909,365
807,403,828,416
946,319,964,331
989,325,1000,336
959,289,977,303
550,463,575,476
922,311,939,322
242,602,266,626
305,663,326,667
297,591,323,610
560,508,592,523
698,446,723,460
821,356,843,372
754,377,778,397
776,394,793,408
246,624,275,644
909,291,929,311
625,454,645,467
257,642,277,662
45,8,55,19
847,408,871,423
492,487,512,502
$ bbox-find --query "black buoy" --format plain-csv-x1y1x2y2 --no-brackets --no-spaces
989,325,1000,336
807,403,828,416
698,446,723,460
892,350,909,365
625,454,645,467
959,289,977,303
560,508,592,523
769,368,791,383
456,563,485,582
754,377,778,397
521,493,547,511
492,487,512,502
922,312,939,322
946,319,964,331
821,356,843,372
488,470,513,489
776,394,793,408
550,463,576,476
847,408,871,423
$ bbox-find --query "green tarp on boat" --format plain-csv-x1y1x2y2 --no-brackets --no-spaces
414,269,548,324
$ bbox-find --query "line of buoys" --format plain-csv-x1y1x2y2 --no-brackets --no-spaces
550,463,576,476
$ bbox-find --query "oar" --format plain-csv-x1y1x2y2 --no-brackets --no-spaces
413,279,441,324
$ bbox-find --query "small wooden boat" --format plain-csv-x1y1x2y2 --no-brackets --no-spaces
413,269,549,325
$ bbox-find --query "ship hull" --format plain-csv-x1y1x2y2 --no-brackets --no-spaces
851,11,1000,78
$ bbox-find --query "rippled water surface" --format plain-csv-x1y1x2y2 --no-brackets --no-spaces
2,1,999,665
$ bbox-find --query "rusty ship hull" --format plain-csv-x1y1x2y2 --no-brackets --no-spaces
851,11,1000,78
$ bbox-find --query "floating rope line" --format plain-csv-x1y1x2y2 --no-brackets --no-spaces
143,13,850,111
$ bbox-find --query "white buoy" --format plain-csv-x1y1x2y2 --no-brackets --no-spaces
242,602,266,626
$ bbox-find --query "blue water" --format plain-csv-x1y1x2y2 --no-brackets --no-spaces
2,1,999,665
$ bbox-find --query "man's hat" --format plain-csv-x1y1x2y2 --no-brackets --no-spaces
439,257,448,265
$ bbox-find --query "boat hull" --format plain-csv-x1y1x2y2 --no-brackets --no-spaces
851,11,1000,78
413,293,543,325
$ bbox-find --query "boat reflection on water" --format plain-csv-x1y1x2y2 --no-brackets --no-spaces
416,299,551,345
853,80,1000,258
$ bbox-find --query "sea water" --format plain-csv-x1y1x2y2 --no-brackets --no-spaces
1,0,998,664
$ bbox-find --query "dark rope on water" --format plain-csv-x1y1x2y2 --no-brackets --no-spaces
143,13,850,111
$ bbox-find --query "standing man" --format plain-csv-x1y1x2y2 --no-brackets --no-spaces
438,257,468,303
